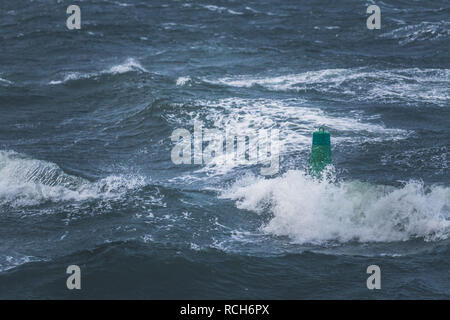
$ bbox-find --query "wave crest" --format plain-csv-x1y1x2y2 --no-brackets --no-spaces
49,58,147,85
204,68,450,106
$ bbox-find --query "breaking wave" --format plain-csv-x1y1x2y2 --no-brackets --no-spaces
222,170,450,244
176,76,192,86
0,150,147,208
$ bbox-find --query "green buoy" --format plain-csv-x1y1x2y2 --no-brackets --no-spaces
309,126,332,177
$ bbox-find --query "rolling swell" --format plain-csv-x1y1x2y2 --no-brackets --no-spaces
1,240,449,299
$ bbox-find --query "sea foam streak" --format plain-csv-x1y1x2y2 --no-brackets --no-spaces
380,21,450,45
0,77,13,85
205,68,449,106
200,4,244,15
0,150,146,208
175,98,408,176
222,170,450,243
0,253,42,272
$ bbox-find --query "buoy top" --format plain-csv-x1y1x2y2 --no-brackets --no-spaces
312,126,330,146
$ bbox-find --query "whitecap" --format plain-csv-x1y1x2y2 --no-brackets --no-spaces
204,68,450,106
0,77,13,85
107,57,148,74
176,76,192,86
48,58,148,85
221,171,450,244
0,150,148,208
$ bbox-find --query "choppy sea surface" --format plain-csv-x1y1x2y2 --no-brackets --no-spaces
0,0,449,299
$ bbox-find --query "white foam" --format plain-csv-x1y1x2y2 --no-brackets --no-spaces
221,171,450,244
183,97,408,175
176,76,192,86
0,253,42,272
202,5,226,12
204,68,359,90
106,58,148,74
227,9,244,15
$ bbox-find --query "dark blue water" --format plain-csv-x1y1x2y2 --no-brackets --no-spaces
0,0,449,299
